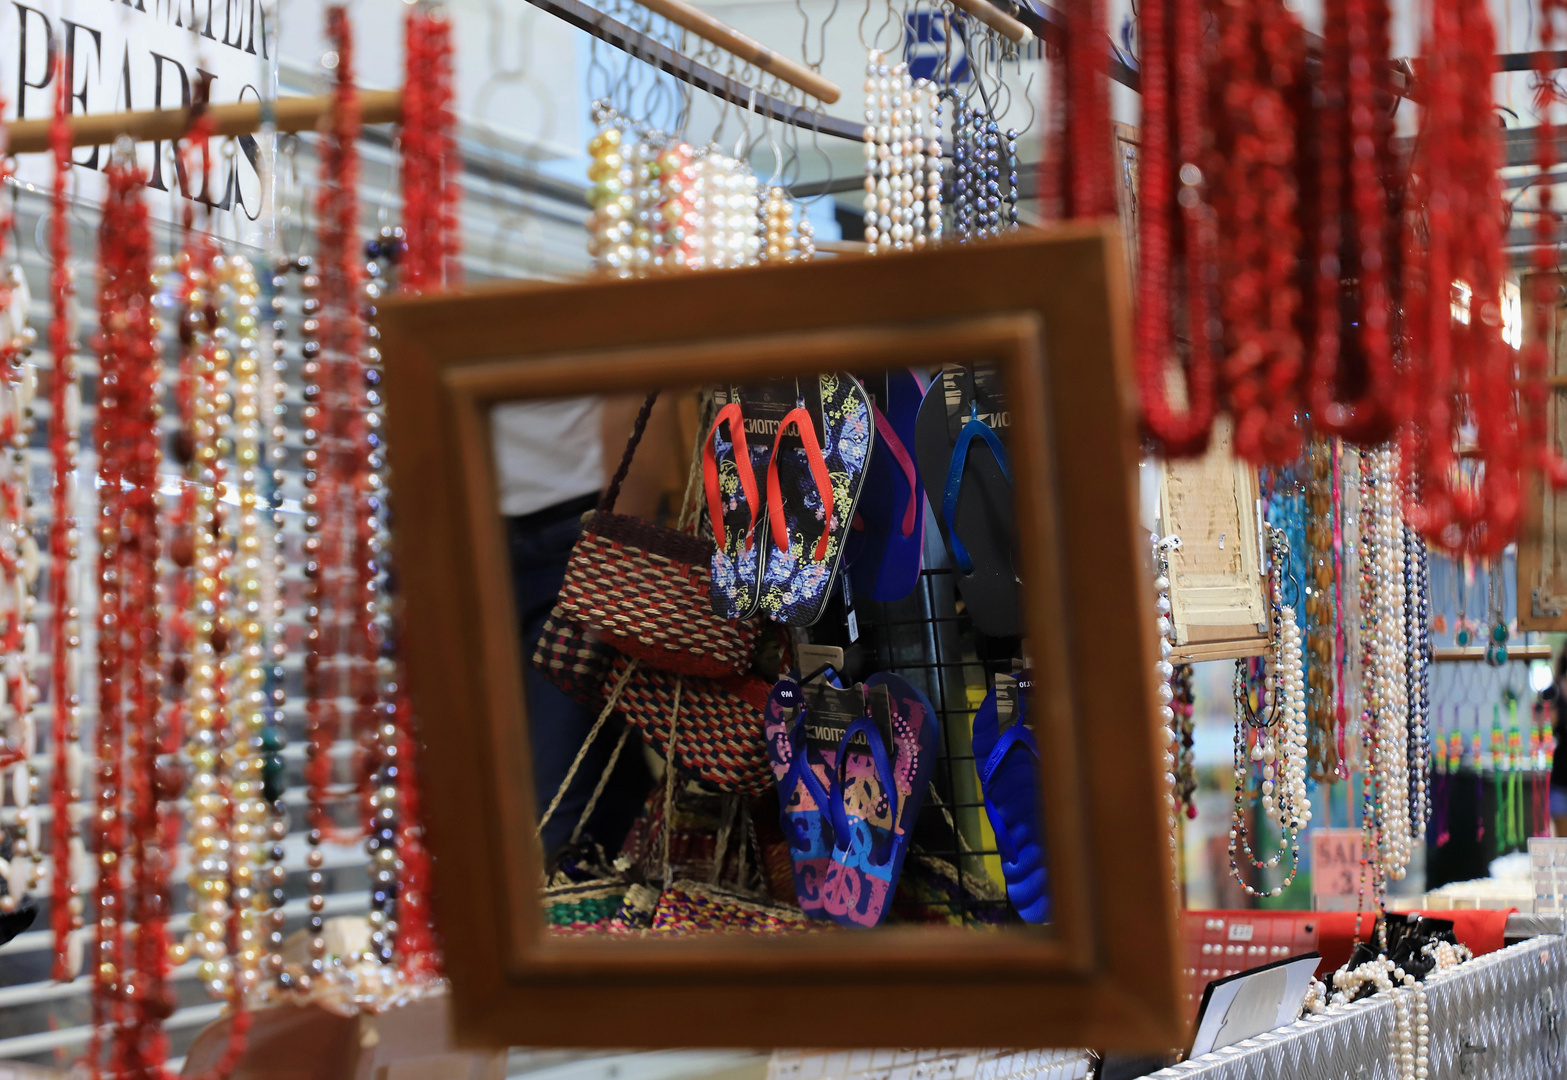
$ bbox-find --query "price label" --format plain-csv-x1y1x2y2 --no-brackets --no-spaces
1311,828,1367,906
1226,924,1253,942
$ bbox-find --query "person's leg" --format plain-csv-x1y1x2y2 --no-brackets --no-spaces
508,498,652,859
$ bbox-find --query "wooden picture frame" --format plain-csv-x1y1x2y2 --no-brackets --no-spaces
1519,272,1567,631
1157,421,1270,663
378,225,1183,1051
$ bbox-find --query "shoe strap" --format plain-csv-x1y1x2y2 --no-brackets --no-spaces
702,402,760,552
767,406,835,561
941,402,1013,575
871,403,919,539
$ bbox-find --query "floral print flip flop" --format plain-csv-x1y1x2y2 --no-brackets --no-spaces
757,373,871,626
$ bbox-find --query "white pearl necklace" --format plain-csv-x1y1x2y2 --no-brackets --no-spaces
862,53,931,253
1229,526,1311,896
1357,445,1412,904
685,149,761,271
1152,534,1181,874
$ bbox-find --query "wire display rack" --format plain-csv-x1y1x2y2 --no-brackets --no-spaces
817,556,1025,927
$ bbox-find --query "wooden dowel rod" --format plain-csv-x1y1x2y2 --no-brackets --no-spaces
3,88,403,155
628,0,841,103
1431,644,1554,662
950,0,1032,44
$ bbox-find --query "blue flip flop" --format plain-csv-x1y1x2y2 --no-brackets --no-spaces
913,372,1022,638
763,677,839,916
971,680,1049,923
822,673,939,928
847,369,927,603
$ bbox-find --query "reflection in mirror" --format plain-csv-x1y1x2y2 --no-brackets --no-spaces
495,364,1051,938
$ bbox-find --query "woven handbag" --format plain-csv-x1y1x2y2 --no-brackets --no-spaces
531,608,615,708
557,391,757,678
608,652,773,795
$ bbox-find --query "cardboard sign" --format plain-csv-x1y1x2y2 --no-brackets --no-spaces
1311,828,1369,910
3,0,270,245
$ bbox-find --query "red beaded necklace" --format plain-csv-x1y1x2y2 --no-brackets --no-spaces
1400,0,1517,557
401,6,461,293
95,149,174,1078
1041,0,1114,223
1206,0,1307,465
390,2,456,979
47,48,82,988
1133,0,1218,456
1307,0,1398,445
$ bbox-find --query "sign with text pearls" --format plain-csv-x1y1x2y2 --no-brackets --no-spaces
3,0,273,247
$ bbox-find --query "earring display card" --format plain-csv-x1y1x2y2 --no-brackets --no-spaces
1157,420,1270,663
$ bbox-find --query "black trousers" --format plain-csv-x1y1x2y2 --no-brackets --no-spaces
507,493,652,859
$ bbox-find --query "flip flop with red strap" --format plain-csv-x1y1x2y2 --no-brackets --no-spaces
757,374,871,626
703,399,770,619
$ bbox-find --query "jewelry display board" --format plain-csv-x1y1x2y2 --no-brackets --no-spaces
379,227,1184,1050
1518,273,1567,630
1158,421,1270,663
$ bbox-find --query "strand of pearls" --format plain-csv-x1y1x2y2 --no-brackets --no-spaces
1367,445,1413,881
863,53,925,253
586,110,632,278
762,188,816,263
1228,526,1310,896
1405,519,1431,841
0,264,41,911
927,86,944,242
261,257,296,986
173,246,237,999
220,255,271,998
1151,535,1180,863
683,150,760,270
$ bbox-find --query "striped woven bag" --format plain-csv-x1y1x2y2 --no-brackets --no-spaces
556,391,758,678
608,652,773,795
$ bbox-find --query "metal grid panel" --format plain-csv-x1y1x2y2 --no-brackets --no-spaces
768,1048,1097,1080
1147,935,1567,1080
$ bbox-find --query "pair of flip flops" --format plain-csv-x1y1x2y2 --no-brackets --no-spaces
913,367,1022,638
763,671,940,928
704,375,872,626
971,677,1049,923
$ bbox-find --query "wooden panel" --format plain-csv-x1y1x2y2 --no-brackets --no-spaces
1519,272,1567,630
1158,421,1268,653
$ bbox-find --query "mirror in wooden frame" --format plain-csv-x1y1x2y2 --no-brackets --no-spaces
378,226,1183,1051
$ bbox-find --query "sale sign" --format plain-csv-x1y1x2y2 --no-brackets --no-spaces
1311,827,1371,910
